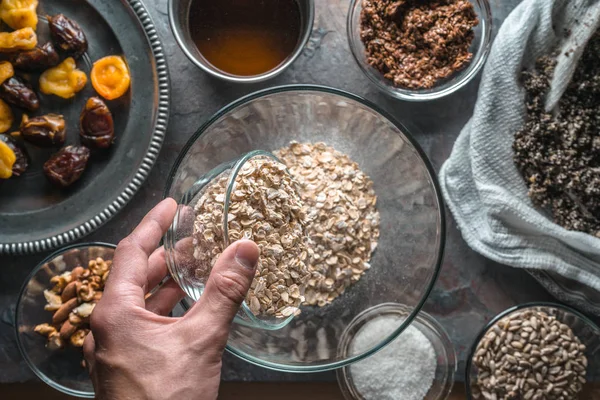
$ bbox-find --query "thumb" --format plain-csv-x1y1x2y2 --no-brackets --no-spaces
183,240,259,338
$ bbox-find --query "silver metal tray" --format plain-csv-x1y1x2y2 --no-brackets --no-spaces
0,0,169,255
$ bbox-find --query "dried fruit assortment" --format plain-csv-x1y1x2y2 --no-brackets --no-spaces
192,143,381,318
35,257,111,355
0,7,131,189
472,309,588,400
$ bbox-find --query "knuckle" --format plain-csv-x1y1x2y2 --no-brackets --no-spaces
89,305,109,332
116,237,133,252
83,334,94,359
211,271,249,305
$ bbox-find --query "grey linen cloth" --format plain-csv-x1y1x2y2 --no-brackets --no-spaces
439,0,600,291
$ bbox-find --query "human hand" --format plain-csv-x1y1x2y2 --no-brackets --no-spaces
84,198,260,400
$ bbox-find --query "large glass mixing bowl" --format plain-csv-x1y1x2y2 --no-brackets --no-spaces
164,85,446,372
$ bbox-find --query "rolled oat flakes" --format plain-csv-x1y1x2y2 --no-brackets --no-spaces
192,157,311,318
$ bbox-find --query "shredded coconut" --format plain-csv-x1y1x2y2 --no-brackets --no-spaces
349,315,436,400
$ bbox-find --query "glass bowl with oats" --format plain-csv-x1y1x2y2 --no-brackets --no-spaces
164,85,445,372
466,302,600,400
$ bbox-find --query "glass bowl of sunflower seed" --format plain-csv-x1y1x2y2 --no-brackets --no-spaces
466,302,600,400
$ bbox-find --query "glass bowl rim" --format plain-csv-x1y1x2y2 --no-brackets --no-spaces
346,0,493,101
15,242,116,398
464,301,600,399
165,84,447,372
336,303,457,400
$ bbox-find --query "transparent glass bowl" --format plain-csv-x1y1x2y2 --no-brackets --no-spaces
15,243,115,398
337,303,456,400
165,150,296,330
166,85,445,372
347,0,492,101
466,302,600,399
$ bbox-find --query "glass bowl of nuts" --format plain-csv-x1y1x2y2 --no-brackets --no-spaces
15,243,115,398
166,85,445,372
347,0,492,101
165,150,307,330
466,302,600,400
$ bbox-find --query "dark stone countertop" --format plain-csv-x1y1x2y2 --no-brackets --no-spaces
0,0,574,385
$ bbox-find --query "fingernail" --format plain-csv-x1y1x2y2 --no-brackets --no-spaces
235,241,259,270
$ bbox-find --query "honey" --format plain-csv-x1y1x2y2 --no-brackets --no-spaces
188,0,302,77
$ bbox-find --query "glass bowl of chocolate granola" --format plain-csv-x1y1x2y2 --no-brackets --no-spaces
348,0,492,101
165,85,445,372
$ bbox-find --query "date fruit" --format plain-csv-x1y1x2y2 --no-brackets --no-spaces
21,114,66,147
48,14,87,58
43,145,90,187
0,76,39,111
14,42,60,71
80,97,114,149
0,134,28,176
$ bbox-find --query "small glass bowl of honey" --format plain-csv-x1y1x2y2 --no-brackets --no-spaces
169,0,315,83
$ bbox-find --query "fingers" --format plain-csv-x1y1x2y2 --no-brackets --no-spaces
146,246,167,293
83,331,96,370
103,198,177,305
126,198,178,258
145,279,186,316
182,240,259,346
146,236,194,294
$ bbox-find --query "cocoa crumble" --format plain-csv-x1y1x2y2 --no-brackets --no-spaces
513,30,600,237
359,0,479,90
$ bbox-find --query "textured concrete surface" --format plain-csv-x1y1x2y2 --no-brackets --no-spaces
0,0,570,384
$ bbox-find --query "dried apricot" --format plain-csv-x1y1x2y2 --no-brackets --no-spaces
0,27,37,52
0,99,14,133
0,139,16,179
0,0,38,30
40,57,87,99
0,62,14,85
91,56,130,100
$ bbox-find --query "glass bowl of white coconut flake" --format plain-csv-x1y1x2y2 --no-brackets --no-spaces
337,303,457,400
